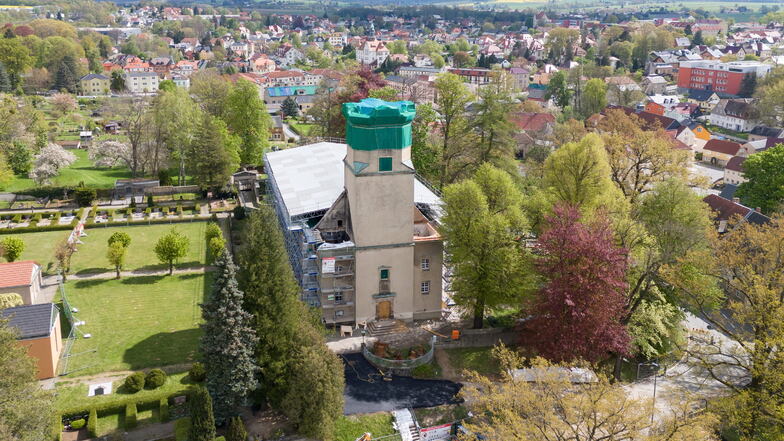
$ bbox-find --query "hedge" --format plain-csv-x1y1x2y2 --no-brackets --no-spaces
0,222,75,235
125,402,137,429
60,389,194,420
174,417,190,441
87,408,97,438
159,397,170,422
84,217,211,229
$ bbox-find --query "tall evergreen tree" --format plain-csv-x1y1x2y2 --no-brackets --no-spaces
280,96,299,118
53,56,78,92
189,387,216,441
188,112,240,191
0,61,11,93
226,416,248,441
200,252,259,424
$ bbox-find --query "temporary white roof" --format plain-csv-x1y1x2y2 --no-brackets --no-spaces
265,142,442,221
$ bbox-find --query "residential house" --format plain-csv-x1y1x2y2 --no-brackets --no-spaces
79,73,110,95
687,89,721,112
703,194,769,234
709,99,756,133
702,138,746,166
512,112,556,158
356,40,389,66
641,75,668,95
170,74,189,89
0,303,63,379
509,67,530,91
270,115,285,142
748,126,784,141
149,57,174,77
0,261,44,305
124,71,159,94
724,156,747,185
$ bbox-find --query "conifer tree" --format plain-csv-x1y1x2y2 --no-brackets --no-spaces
200,251,259,424
226,416,248,441
188,387,216,441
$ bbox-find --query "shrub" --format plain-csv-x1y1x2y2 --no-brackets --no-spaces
107,231,131,248
70,418,86,429
159,397,170,422
53,212,61,220
232,205,245,220
125,402,137,429
174,417,190,441
32,213,42,222
145,207,151,215
411,362,440,379
147,194,154,207
205,222,222,242
0,293,23,309
226,416,247,441
124,372,145,393
208,236,226,264
145,368,167,389
87,409,97,438
11,214,21,223
1,237,25,262
73,187,96,207
189,362,206,382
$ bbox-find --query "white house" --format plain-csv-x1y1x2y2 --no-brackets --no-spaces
709,99,756,133
125,71,159,94
356,40,389,66
724,156,747,185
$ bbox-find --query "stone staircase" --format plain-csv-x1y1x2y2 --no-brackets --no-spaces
406,422,421,441
367,319,407,336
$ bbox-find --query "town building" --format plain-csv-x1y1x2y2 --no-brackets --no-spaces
356,40,390,66
0,303,63,379
124,71,160,94
264,99,444,325
709,99,756,132
724,156,747,185
79,73,110,96
677,60,771,96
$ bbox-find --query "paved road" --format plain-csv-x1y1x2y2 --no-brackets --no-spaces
624,312,745,422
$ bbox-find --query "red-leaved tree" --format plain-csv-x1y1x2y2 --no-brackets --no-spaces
525,204,631,363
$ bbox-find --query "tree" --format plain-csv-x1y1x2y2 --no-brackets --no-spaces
188,112,240,191
0,38,32,88
200,252,259,424
88,140,131,169
238,204,344,430
154,229,190,274
664,215,784,440
106,241,126,279
54,238,75,281
110,70,125,91
598,109,691,204
0,237,24,262
474,71,517,169
0,61,11,93
739,73,757,97
545,71,572,109
191,69,231,117
226,416,247,441
441,164,531,329
526,204,630,362
0,154,12,190
545,28,580,63
188,387,216,441
149,88,201,185
461,345,719,441
6,141,32,175
692,30,704,45
51,93,77,115
53,55,78,92
282,342,345,441
0,317,55,440
735,144,784,214
754,70,784,127
367,86,398,101
223,78,270,165
433,72,477,189
0,293,23,309
581,78,607,118
29,143,76,185
280,96,299,118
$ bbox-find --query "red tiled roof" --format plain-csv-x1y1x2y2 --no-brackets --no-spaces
0,261,38,289
703,194,750,220
512,112,556,132
725,156,746,172
704,139,741,155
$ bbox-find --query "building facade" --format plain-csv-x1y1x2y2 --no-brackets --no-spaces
677,60,771,96
264,99,444,325
79,74,110,95
124,72,160,94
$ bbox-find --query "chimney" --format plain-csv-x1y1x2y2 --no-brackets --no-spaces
756,207,761,212
732,197,740,203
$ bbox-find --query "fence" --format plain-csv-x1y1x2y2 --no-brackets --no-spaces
362,336,437,370
57,281,77,376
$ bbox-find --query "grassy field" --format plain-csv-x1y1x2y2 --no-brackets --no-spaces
6,230,71,274
5,149,131,192
71,222,208,275
288,121,314,137
335,413,396,441
443,347,501,378
59,273,211,376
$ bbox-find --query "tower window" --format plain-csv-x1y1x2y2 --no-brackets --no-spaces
380,269,389,280
379,157,393,172
421,258,430,271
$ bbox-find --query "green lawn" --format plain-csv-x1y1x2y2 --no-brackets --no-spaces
6,230,70,274
288,121,314,137
59,273,211,376
5,149,131,192
335,413,396,441
71,222,208,275
443,347,501,378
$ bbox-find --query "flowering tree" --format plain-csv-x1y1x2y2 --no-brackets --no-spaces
88,140,131,168
28,143,76,185
51,93,77,115
525,204,630,363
